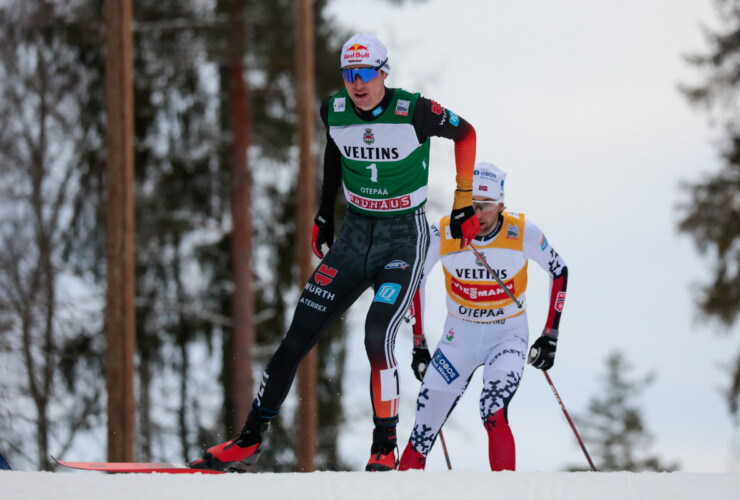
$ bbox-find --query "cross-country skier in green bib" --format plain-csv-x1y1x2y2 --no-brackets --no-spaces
192,33,480,472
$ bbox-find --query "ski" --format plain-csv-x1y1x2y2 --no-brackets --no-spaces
51,456,226,474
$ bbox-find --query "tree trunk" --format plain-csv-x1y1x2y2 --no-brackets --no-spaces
295,0,317,472
105,0,136,463
229,0,255,431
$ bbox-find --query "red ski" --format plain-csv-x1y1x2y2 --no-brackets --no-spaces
51,456,226,474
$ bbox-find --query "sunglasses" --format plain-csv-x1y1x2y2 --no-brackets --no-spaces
472,200,500,211
341,58,388,83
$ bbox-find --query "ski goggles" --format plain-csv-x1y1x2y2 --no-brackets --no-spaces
341,58,388,83
472,199,502,211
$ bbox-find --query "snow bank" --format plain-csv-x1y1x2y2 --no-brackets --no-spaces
2,470,738,500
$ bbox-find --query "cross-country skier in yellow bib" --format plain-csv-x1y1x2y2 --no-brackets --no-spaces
398,162,568,471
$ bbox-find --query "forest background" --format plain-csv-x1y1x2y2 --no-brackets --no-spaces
2,0,740,474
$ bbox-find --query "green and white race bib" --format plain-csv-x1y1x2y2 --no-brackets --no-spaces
328,89,431,216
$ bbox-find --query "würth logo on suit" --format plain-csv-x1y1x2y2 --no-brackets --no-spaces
314,264,338,286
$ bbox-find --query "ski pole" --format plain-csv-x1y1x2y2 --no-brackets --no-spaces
469,244,523,309
405,316,454,470
437,429,452,470
542,370,597,471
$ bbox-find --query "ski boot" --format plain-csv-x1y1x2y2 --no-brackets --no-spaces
398,441,426,471
190,411,269,472
365,421,398,471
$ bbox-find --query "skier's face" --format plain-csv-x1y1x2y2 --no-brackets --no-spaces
342,65,387,111
473,196,504,236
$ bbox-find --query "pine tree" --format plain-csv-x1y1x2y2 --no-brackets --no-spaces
679,0,740,419
567,351,679,472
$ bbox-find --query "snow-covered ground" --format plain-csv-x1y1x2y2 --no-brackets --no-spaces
3,470,739,500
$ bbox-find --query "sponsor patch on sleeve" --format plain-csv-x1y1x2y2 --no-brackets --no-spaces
555,291,566,312
449,111,459,127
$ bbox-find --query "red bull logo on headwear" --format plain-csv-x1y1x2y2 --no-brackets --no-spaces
340,34,390,74
343,43,370,62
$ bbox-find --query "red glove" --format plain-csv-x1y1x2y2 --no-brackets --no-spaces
450,206,479,248
311,213,334,258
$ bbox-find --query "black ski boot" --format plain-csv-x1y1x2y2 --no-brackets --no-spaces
365,420,399,471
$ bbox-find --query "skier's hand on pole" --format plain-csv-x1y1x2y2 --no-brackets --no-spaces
449,206,479,249
412,345,432,382
527,331,558,370
311,211,334,258
411,327,431,382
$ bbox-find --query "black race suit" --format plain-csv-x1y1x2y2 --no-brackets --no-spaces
252,87,475,430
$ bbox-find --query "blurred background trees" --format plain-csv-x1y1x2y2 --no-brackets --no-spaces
0,0,714,474
0,0,350,471
567,352,679,472
0,1,108,471
680,0,740,420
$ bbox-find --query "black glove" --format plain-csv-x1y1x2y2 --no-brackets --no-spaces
411,346,432,382
311,212,334,259
528,333,558,370
449,206,479,248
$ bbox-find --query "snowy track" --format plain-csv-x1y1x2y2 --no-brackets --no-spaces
3,470,739,500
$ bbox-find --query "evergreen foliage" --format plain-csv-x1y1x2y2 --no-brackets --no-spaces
568,352,679,472
680,0,740,419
